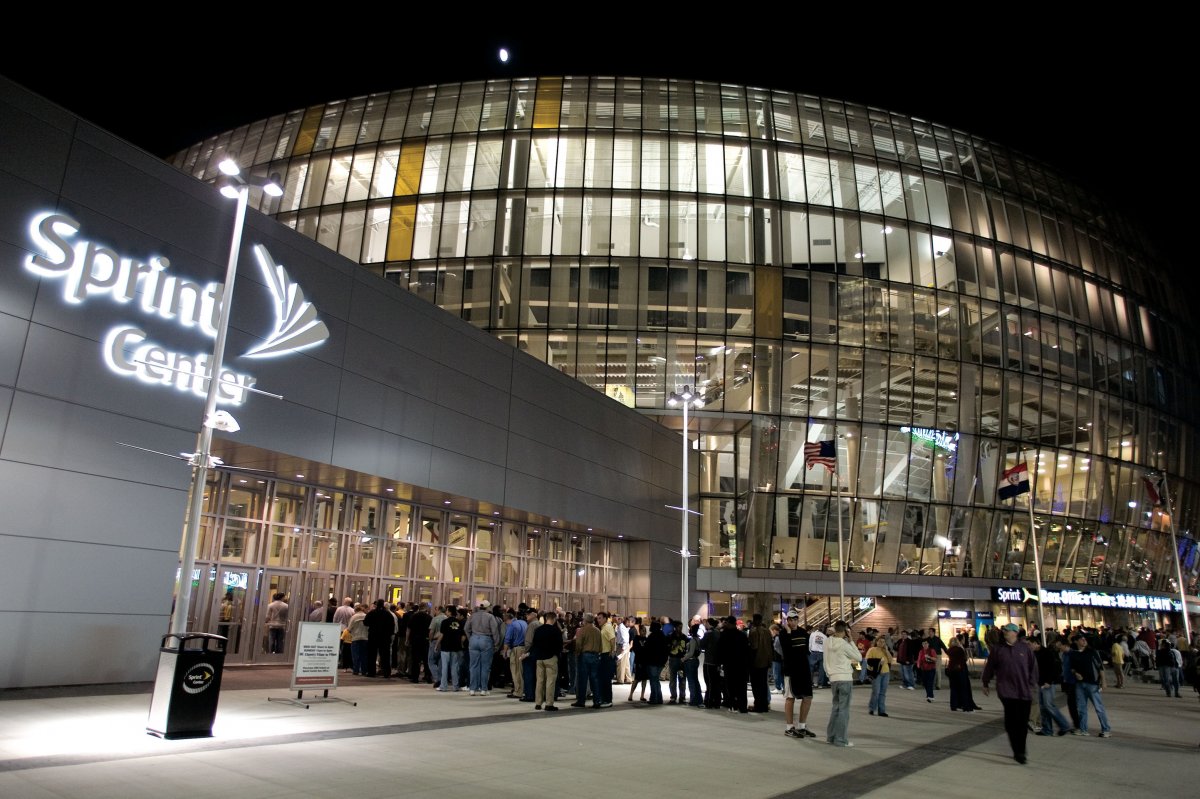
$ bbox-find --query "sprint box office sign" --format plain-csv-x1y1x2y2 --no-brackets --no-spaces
22,212,329,405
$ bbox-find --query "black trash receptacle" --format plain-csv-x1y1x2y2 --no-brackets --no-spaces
146,632,227,739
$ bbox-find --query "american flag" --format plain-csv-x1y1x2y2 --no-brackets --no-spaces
804,440,837,471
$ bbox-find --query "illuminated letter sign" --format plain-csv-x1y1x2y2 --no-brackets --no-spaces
23,213,329,405
900,426,959,453
992,585,1181,612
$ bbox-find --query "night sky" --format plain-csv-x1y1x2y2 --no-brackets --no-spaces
1,21,1189,290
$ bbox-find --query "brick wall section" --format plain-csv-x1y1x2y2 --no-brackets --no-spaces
852,598,940,635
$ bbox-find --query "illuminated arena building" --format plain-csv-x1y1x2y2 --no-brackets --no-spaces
3,75,1197,688
172,77,1200,639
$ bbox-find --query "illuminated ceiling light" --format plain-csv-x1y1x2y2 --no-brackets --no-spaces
937,307,951,316
218,158,240,177
1121,441,1131,446
1128,501,1138,508
883,226,894,234
238,479,247,483
443,500,451,505
296,474,304,478
386,488,394,492
854,252,865,259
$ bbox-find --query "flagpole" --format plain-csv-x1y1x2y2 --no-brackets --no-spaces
1022,468,1048,646
835,463,845,623
1159,474,1193,642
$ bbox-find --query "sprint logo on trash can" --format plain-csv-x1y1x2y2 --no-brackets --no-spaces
182,663,216,694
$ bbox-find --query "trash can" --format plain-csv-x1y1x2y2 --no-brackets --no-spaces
146,632,227,739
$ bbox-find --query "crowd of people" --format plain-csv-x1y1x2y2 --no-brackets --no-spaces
317,597,1197,757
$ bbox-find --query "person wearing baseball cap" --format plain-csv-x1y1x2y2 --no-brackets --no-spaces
981,623,1039,764
778,610,816,739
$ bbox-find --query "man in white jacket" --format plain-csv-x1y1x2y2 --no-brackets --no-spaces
824,620,862,747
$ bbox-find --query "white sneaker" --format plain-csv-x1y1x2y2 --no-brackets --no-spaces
482,691,490,696
469,690,477,696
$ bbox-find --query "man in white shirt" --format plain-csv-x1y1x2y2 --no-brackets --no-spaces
809,626,829,688
614,616,632,684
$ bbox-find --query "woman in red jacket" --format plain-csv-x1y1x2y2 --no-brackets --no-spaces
917,639,939,701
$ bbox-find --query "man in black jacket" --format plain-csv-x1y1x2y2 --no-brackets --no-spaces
642,620,669,704
717,616,750,713
1031,637,1073,736
701,617,723,708
405,603,433,683
364,599,396,678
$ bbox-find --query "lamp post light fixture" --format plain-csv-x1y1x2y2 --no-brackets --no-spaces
666,385,704,625
168,158,281,637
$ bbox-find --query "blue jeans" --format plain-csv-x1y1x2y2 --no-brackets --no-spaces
826,681,853,744
577,652,601,705
648,665,663,703
1158,666,1180,695
685,658,703,704
439,650,462,690
427,645,441,685
868,671,889,714
810,652,827,686
468,634,493,692
1075,682,1110,733
772,661,784,691
1038,685,1071,733
350,639,368,674
522,651,537,700
900,663,915,689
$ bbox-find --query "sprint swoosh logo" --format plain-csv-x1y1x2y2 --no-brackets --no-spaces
242,245,330,359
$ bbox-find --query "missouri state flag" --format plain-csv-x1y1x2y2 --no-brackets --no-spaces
998,462,1030,500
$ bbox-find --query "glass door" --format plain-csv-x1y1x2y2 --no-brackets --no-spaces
344,577,373,605
303,573,337,623
212,566,252,662
258,571,297,662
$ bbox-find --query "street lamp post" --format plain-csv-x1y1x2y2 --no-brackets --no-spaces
667,386,704,625
169,159,281,636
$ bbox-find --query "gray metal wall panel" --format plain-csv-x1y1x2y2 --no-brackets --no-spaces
328,417,433,488
0,313,28,387
0,609,165,688
0,459,185,551
1,391,191,490
0,79,73,191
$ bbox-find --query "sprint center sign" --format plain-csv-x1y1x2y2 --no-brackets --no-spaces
23,212,329,405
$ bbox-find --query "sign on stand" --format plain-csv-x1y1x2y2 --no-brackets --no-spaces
268,622,356,709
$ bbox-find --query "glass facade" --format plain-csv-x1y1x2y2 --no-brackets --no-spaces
173,77,1200,602
189,470,627,664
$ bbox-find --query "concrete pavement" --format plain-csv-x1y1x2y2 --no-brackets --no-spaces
1,668,1195,798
